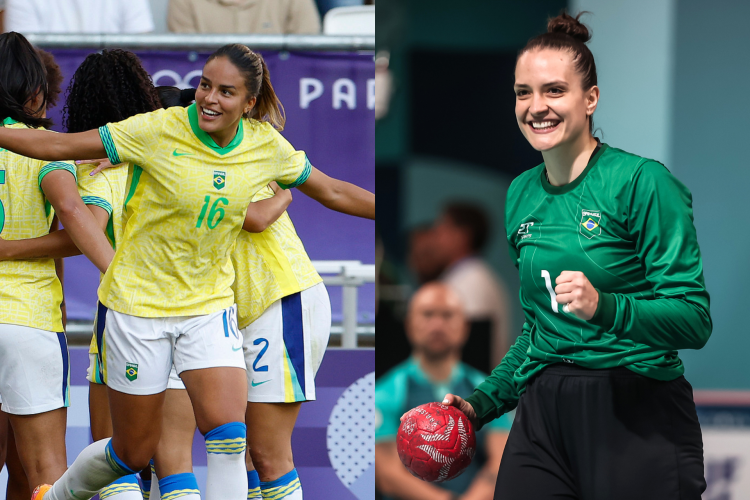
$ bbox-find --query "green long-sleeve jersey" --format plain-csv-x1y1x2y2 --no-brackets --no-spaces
465,143,712,428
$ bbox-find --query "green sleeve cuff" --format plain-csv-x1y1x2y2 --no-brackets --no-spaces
277,155,312,190
464,389,500,431
98,125,121,165
38,162,76,189
81,196,113,216
590,289,616,330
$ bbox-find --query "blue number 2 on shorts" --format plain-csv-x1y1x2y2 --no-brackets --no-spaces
253,338,269,372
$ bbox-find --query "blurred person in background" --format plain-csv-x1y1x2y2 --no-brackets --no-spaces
168,0,321,34
376,282,511,500
433,203,511,373
407,225,443,285
4,0,154,33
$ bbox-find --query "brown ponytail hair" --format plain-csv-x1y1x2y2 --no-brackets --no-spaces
519,12,597,132
206,44,286,131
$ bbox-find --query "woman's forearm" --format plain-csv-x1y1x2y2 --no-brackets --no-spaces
0,127,105,161
0,229,81,260
56,202,114,274
297,167,375,220
242,191,292,233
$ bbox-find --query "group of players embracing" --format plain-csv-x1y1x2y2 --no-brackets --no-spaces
0,31,374,500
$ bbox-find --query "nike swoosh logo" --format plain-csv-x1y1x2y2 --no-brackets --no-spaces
232,346,242,352
172,149,194,157
251,380,271,387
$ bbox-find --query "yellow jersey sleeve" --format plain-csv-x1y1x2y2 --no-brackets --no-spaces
268,128,312,189
98,109,168,168
77,162,129,250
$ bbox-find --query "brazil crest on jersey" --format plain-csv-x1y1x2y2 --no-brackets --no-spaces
97,104,311,317
0,118,76,332
465,144,711,428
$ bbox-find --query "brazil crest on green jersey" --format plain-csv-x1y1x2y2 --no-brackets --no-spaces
465,144,711,428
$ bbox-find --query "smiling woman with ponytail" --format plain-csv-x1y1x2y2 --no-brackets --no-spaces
439,12,710,500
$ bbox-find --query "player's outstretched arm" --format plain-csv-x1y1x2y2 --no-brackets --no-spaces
0,204,109,260
0,128,105,162
41,171,114,274
296,167,375,220
242,183,292,233
375,442,455,500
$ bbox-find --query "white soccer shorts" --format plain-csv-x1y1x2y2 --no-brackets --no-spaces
0,324,70,415
242,282,331,403
101,304,245,395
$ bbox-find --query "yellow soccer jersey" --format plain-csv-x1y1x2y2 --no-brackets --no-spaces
98,104,311,317
77,161,129,355
231,185,322,329
0,119,76,332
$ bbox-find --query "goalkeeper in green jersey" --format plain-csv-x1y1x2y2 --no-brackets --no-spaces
440,11,710,500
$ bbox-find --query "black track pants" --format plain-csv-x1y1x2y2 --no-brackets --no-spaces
494,364,705,500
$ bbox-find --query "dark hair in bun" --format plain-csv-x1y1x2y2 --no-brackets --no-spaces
156,86,196,108
518,11,597,132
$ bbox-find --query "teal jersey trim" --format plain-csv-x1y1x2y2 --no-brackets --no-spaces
98,126,121,165
38,162,76,190
81,196,113,216
2,117,18,125
277,155,312,189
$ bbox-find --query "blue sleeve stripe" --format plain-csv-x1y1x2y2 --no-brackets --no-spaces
277,156,312,190
38,162,76,189
81,196,113,215
98,125,121,165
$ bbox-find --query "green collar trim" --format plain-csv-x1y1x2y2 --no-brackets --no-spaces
187,103,244,155
541,142,609,195
3,117,18,125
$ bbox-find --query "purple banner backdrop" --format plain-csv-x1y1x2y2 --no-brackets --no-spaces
0,347,374,500
46,49,375,324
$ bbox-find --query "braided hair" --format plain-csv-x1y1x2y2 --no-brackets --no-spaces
63,49,161,133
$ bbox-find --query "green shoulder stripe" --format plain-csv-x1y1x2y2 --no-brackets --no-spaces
277,156,312,190
38,162,76,189
123,165,143,213
81,196,113,216
98,126,121,165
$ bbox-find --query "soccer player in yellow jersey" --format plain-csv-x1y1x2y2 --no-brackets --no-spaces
0,43,374,500
0,32,115,495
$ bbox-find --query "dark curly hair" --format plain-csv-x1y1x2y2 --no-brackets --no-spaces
63,49,161,133
37,48,64,110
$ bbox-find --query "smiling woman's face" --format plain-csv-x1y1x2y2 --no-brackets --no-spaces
195,56,256,144
514,48,597,152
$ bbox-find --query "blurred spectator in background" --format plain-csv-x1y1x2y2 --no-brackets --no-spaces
4,0,154,33
0,0,5,33
375,282,511,500
433,203,511,374
408,225,444,284
168,0,321,34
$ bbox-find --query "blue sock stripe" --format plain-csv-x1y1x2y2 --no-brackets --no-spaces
100,474,142,500
205,422,247,454
141,478,152,500
159,472,199,493
262,480,301,500
247,470,260,489
104,440,137,475
260,468,299,489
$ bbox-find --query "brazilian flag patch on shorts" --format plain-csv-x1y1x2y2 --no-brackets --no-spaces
126,362,138,381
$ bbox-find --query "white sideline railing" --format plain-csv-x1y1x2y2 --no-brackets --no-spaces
25,33,375,52
312,260,375,348
66,259,375,347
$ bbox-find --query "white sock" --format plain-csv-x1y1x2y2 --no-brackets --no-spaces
46,439,136,500
204,422,247,500
158,473,201,500
260,469,302,499
99,475,143,500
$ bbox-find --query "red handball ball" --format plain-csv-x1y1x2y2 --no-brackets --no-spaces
397,402,476,483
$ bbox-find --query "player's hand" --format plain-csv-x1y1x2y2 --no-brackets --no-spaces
269,181,282,194
442,394,478,428
554,270,599,320
76,158,116,175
